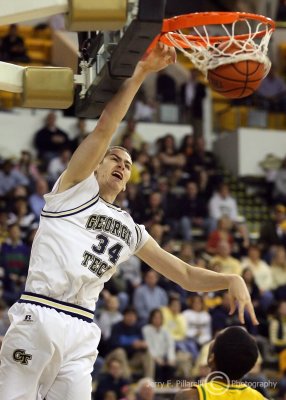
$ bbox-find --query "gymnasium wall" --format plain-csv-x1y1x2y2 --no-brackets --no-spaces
213,128,286,176
0,110,191,158
1,110,286,177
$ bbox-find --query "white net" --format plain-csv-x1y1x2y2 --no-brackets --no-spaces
165,18,273,77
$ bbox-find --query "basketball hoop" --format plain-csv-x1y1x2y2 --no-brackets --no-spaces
157,12,275,77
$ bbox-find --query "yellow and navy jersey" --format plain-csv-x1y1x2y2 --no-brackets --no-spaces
196,381,265,400
25,173,149,311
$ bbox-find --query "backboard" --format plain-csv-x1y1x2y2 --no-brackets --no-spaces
74,0,238,118
74,0,166,118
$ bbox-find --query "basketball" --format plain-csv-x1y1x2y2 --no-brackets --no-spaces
207,43,266,99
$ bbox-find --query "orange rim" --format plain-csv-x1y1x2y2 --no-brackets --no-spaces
159,11,276,48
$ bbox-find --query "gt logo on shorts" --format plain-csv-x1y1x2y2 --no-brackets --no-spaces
13,349,32,365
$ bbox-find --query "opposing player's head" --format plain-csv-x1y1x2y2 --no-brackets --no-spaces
96,146,132,198
208,326,258,380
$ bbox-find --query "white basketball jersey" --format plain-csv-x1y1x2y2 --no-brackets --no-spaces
25,173,149,310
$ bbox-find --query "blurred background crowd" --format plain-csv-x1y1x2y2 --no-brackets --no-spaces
1,114,286,400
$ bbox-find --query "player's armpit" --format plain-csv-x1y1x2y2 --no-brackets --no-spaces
175,389,199,400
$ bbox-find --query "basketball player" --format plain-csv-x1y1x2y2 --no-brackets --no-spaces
174,326,266,400
0,43,258,400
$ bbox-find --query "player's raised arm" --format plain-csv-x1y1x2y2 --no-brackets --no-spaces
57,43,176,193
136,237,259,326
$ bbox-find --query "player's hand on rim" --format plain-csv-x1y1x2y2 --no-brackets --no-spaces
139,42,176,73
227,274,259,325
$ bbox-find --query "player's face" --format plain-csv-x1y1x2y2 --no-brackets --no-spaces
97,149,132,194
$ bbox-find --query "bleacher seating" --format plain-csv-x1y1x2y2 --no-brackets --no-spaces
212,91,286,132
0,24,52,66
0,24,53,109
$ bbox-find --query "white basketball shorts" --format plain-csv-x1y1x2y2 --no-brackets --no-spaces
0,297,101,400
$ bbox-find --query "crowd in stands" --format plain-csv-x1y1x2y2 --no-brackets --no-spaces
1,112,286,399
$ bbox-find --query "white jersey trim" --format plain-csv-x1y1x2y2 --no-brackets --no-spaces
99,197,123,212
41,193,99,218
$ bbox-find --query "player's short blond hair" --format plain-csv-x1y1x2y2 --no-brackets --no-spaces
104,146,132,160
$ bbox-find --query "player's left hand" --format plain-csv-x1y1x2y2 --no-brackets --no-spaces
227,275,259,325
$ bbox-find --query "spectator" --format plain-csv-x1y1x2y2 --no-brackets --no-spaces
208,183,239,229
0,159,30,196
241,245,273,293
149,156,164,182
197,169,214,202
210,182,250,249
179,134,194,163
135,378,156,400
0,223,29,305
142,309,176,382
182,295,212,349
102,391,117,400
133,270,168,324
119,135,137,160
0,299,9,347
133,89,156,122
114,119,143,151
28,178,49,220
70,118,89,152
242,248,274,312
269,300,286,353
1,24,30,63
180,69,206,136
129,152,149,185
168,167,190,195
103,277,129,314
12,185,28,198
137,171,156,208
253,65,286,112
178,242,194,265
47,148,72,186
156,177,180,231
0,208,9,247
185,136,217,177
277,0,286,20
210,240,242,275
98,295,123,348
117,255,142,293
242,347,271,399
206,216,234,255
274,157,286,204
161,297,188,344
260,204,286,255
10,197,37,241
241,268,261,311
156,71,177,103
93,357,130,400
109,307,154,379
161,297,193,377
157,134,185,176
180,70,198,121
140,192,167,229
210,291,255,335
33,112,70,164
191,339,211,381
271,246,286,300
179,181,209,241
15,150,41,185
